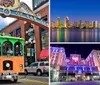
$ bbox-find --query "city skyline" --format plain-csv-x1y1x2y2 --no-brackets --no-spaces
51,44,100,59
51,0,100,23
51,17,99,24
51,16,99,29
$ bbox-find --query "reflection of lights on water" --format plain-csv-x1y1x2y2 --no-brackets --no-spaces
51,29,100,42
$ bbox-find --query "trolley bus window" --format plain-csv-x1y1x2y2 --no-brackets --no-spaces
2,41,13,56
14,42,23,56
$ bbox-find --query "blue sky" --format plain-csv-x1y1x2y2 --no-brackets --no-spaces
51,0,100,23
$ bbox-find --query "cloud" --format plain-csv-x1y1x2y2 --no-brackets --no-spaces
0,0,32,30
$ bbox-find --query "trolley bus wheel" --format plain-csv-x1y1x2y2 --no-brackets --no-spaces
13,79,18,82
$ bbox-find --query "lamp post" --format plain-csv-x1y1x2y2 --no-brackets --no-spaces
25,24,36,64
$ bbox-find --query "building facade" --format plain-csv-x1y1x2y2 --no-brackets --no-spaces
50,47,100,82
86,50,100,71
50,47,67,69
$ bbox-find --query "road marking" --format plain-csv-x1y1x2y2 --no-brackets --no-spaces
21,79,48,85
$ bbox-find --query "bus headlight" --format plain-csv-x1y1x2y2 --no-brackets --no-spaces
19,64,23,70
6,63,10,67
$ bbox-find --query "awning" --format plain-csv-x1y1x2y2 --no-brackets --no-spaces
39,49,49,60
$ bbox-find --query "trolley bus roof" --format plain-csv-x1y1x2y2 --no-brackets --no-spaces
0,35,24,40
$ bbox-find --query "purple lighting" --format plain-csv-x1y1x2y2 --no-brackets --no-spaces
90,66,92,72
78,70,82,74
60,50,63,52
56,49,58,52
75,66,77,71
82,66,85,71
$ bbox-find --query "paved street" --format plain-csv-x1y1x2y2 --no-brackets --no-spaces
50,81,100,85
0,75,49,85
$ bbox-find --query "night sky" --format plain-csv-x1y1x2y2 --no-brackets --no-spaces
51,0,100,23
51,44,100,59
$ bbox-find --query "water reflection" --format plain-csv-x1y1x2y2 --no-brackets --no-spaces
50,29,100,42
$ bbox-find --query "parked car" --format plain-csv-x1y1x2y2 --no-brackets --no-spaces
24,61,49,76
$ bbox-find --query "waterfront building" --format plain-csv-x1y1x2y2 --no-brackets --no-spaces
79,20,83,29
64,16,69,28
92,21,98,28
85,21,89,29
51,21,56,28
57,17,61,27
73,21,78,28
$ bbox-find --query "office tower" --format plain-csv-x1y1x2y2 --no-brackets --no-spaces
57,17,61,27
92,21,98,28
74,21,78,28
64,16,69,28
51,21,55,28
79,20,82,29
85,21,89,29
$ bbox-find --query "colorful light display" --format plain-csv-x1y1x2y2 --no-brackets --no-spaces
50,47,100,73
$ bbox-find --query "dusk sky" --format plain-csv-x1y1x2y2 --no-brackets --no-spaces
51,44,100,59
51,0,100,23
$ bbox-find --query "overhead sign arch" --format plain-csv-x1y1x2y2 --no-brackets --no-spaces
0,0,49,29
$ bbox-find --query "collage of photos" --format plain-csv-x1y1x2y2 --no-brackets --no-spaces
50,0,100,85
0,0,100,85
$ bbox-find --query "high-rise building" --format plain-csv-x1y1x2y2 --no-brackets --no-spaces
73,21,78,28
79,20,82,29
51,21,55,28
57,17,61,27
64,16,69,28
85,21,89,28
92,21,98,28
